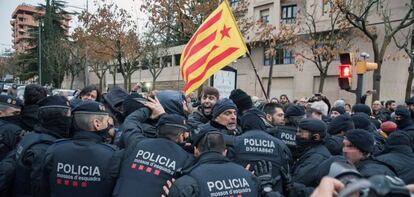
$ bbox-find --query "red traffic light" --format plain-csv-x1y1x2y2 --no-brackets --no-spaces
339,64,352,78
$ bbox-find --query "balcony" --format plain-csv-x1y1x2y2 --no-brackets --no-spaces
10,20,15,26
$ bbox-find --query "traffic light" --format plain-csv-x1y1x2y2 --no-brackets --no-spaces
356,60,378,74
338,53,353,90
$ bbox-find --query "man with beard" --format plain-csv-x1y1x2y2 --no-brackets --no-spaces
197,98,240,136
188,87,219,131
288,118,331,196
0,95,24,161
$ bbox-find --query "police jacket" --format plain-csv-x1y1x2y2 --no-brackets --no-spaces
376,145,414,184
323,135,344,155
227,130,292,192
13,127,62,197
113,125,194,196
20,105,39,132
0,119,23,161
40,130,122,197
401,125,414,152
266,125,297,149
355,157,397,178
119,107,158,148
0,149,17,197
291,144,331,187
168,151,261,197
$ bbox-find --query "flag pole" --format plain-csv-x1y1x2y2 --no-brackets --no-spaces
246,52,268,100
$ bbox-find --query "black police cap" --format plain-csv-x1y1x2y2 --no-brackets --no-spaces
156,114,187,130
37,95,69,107
0,95,22,109
72,101,108,115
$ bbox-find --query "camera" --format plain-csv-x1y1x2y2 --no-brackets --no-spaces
328,161,413,197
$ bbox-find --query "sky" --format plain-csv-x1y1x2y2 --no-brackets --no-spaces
0,0,145,54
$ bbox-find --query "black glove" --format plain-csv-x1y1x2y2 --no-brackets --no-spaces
254,160,276,194
280,165,292,194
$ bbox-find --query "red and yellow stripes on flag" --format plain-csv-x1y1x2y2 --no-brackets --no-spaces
180,0,248,96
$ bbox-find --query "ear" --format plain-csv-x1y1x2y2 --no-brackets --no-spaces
313,134,321,141
265,114,272,122
92,119,101,130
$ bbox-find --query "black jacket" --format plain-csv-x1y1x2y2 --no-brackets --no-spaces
323,135,344,155
0,119,23,161
20,105,39,132
40,131,122,197
291,144,331,187
377,145,414,184
355,157,397,178
168,151,262,197
188,107,210,132
401,125,414,152
13,127,62,197
119,107,158,148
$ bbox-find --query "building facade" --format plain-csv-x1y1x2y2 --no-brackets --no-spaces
82,0,412,104
10,4,70,53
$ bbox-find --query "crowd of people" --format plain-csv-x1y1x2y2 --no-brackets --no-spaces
0,83,413,197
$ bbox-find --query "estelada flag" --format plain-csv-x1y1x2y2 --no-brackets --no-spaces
180,0,248,96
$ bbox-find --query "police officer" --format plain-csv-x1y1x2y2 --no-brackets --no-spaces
264,103,298,153
196,98,240,136
0,95,24,160
188,86,219,130
226,127,292,193
113,96,194,196
14,95,71,197
394,105,414,151
167,130,263,197
324,114,354,155
290,118,331,191
343,129,396,178
40,101,121,197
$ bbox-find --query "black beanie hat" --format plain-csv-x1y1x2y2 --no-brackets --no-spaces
285,105,305,118
386,132,411,146
229,89,252,113
345,129,374,153
331,106,346,115
299,118,327,138
352,104,372,116
122,93,145,117
395,105,411,119
72,101,108,114
328,114,354,135
212,98,237,119
351,113,371,130
405,96,414,105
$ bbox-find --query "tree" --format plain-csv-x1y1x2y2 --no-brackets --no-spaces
339,0,414,101
141,28,168,90
64,40,86,89
294,0,352,93
393,27,414,99
252,13,296,97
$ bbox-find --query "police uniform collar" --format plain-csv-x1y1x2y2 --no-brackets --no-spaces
34,125,65,138
197,151,229,164
73,130,105,143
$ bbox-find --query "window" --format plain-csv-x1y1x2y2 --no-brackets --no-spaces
174,54,181,66
281,5,297,24
260,9,270,24
230,0,239,7
264,47,294,65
